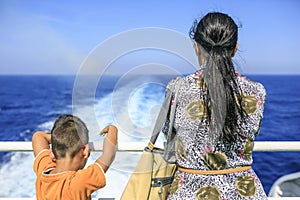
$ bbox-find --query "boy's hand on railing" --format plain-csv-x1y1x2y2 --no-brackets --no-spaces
100,126,109,135
97,125,118,172
100,125,118,145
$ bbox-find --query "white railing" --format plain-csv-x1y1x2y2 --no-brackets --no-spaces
0,141,300,200
1,141,300,152
0,198,299,200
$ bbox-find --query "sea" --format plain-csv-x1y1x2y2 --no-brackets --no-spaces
0,74,299,199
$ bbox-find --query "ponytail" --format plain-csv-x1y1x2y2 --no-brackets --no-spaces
190,12,247,143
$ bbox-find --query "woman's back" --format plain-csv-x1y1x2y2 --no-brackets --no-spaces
165,71,268,199
165,11,268,199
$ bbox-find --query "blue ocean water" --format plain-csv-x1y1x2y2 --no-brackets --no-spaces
0,74,299,197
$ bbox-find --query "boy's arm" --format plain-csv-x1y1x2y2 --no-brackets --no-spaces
32,131,51,157
96,125,118,172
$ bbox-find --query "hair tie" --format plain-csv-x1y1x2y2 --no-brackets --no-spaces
211,43,223,48
210,43,225,53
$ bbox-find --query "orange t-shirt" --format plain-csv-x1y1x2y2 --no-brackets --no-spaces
34,149,106,200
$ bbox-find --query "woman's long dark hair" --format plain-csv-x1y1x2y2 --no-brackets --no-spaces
189,12,247,143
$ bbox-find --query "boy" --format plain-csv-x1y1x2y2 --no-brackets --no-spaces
32,114,118,200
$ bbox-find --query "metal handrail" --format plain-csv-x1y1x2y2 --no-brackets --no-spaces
0,198,297,200
1,141,299,200
1,141,300,152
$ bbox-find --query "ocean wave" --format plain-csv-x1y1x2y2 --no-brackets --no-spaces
0,152,36,197
3,75,299,197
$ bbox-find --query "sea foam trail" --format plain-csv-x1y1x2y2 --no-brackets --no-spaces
0,80,166,198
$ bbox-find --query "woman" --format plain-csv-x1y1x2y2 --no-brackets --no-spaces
164,12,268,200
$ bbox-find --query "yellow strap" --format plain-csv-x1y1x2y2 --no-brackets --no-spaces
148,142,154,150
178,166,251,175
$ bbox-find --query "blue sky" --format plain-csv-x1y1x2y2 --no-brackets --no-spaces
1,0,300,75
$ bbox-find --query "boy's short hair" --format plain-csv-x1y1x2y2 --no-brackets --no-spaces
51,114,89,159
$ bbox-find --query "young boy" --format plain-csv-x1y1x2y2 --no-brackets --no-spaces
32,114,118,200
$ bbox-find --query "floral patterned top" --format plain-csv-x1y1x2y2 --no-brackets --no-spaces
165,70,268,200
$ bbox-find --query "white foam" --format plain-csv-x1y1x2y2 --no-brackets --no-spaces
0,152,36,197
19,129,32,141
37,121,54,132
0,78,166,198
